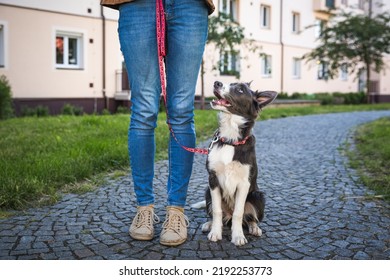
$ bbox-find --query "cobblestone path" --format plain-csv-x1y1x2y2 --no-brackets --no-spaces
1,111,390,260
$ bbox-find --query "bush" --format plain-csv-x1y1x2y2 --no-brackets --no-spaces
116,105,130,114
0,75,14,120
101,108,111,115
21,105,49,117
35,105,49,117
61,103,84,116
277,92,289,99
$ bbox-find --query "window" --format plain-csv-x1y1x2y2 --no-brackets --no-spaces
219,0,237,20
55,31,84,69
0,23,5,68
261,55,272,77
220,51,240,76
326,0,335,9
292,58,301,79
340,63,348,81
358,0,365,9
317,61,329,80
260,5,271,29
292,12,300,34
314,19,325,38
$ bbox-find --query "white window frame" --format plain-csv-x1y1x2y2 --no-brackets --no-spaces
54,29,85,70
0,21,8,69
219,0,237,20
292,12,300,34
314,19,325,39
292,58,301,79
260,5,271,29
261,55,272,78
220,50,240,76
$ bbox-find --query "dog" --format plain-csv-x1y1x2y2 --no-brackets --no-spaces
192,81,277,246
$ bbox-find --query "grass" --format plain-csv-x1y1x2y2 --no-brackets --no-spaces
1,103,390,210
347,117,390,202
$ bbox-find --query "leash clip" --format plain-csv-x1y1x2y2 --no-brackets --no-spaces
208,135,220,151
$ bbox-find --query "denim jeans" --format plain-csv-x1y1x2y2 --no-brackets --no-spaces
118,0,208,207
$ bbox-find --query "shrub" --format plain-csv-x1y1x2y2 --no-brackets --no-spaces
61,103,84,116
35,105,49,117
0,75,14,120
20,105,50,117
277,92,289,99
101,108,111,115
21,106,37,117
116,105,130,114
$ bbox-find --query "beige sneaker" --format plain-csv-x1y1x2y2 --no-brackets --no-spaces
160,206,189,246
129,205,160,241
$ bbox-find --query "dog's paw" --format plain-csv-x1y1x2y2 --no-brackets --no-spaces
231,234,248,246
248,223,262,236
191,200,206,209
208,230,222,242
201,221,212,232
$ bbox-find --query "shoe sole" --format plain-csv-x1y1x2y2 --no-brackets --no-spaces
159,238,186,246
129,232,154,241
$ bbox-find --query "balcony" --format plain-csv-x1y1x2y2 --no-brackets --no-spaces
313,0,335,12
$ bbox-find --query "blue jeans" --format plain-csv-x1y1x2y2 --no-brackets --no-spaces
118,0,208,207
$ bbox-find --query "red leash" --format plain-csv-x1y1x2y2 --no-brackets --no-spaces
156,0,209,155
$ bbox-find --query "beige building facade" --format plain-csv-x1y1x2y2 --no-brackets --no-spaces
0,0,389,115
0,0,124,114
200,0,390,101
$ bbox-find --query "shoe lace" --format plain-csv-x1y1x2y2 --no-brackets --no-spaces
133,207,160,229
162,210,189,235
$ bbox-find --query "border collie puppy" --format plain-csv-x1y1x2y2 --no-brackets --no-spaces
197,81,277,246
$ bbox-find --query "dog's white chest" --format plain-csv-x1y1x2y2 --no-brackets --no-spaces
208,145,250,205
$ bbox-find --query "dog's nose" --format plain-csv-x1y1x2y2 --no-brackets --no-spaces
214,81,223,88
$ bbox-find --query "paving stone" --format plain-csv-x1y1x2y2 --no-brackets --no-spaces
74,248,95,259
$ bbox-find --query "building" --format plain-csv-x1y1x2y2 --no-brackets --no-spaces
0,0,125,115
200,0,390,102
0,0,389,115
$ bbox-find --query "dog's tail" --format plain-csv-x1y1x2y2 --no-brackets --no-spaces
190,200,206,209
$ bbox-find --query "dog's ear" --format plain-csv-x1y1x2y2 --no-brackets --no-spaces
255,91,278,109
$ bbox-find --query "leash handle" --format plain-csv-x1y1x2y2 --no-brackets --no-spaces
156,0,209,155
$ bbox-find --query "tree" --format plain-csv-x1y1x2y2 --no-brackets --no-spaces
199,13,261,109
303,10,390,103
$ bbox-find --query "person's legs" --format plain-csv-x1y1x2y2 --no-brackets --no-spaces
164,0,209,208
118,0,160,239
118,1,160,207
160,0,208,245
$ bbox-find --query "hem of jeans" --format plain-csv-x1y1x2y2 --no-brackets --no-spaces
137,201,155,207
167,202,186,208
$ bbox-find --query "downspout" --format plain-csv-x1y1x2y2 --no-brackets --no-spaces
101,6,107,110
280,0,284,94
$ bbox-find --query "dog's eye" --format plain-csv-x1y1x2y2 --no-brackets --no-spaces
237,87,244,94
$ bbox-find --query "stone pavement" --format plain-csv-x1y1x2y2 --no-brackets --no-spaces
1,111,390,260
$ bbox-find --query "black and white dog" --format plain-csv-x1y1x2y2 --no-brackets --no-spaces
193,81,277,246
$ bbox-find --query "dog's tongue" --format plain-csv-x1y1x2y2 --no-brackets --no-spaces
212,98,230,106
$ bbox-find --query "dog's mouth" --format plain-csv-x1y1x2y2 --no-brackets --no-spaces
212,89,231,107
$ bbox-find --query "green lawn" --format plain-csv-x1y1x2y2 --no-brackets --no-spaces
348,117,390,202
1,103,390,210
